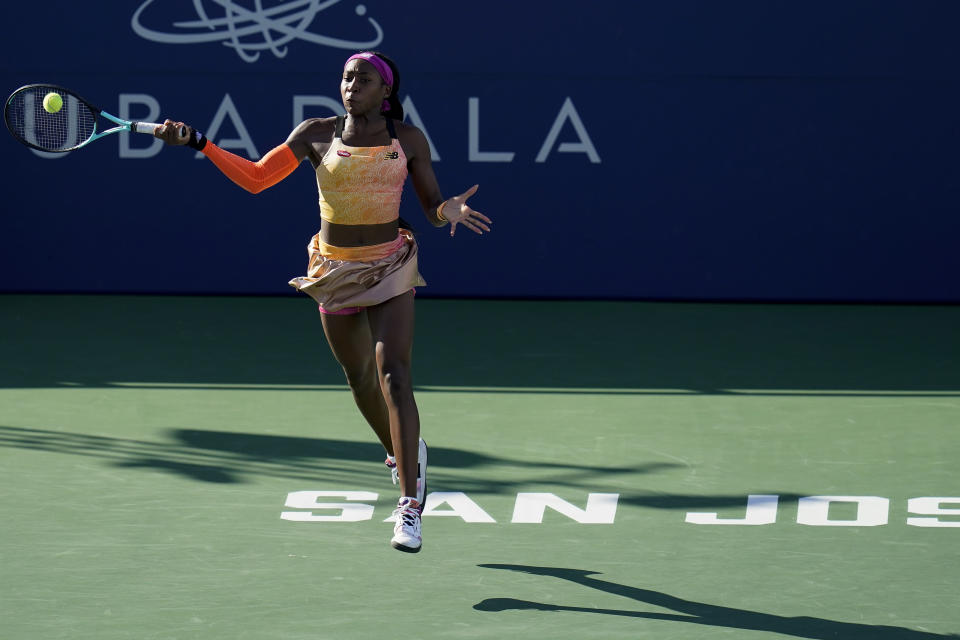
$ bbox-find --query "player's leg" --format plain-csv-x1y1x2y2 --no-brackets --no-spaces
320,310,393,456
366,290,421,498
367,290,426,552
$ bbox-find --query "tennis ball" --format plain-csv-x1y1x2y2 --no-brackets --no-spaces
43,92,63,114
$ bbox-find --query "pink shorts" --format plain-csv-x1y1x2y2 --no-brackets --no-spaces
318,304,362,315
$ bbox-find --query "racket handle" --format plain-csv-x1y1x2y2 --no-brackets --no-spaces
132,122,188,138
132,121,161,134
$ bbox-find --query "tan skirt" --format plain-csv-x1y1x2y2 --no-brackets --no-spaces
288,229,426,313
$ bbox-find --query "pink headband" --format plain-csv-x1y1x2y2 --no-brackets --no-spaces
345,52,393,112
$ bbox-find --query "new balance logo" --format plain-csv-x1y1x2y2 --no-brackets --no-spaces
384,151,400,160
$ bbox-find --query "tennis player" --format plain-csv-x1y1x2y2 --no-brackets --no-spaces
155,51,491,553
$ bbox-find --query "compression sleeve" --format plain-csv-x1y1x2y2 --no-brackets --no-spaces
201,142,299,194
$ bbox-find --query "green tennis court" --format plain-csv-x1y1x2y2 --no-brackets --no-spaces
2,295,958,639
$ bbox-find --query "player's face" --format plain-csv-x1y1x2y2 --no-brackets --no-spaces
341,60,391,115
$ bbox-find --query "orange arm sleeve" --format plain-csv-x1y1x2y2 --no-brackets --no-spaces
201,142,299,194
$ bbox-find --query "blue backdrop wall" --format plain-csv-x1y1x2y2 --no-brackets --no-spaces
2,1,958,302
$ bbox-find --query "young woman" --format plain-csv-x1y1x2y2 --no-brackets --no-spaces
155,51,491,553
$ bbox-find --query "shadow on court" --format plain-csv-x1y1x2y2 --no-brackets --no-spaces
0,423,666,488
1,295,959,394
474,564,960,640
0,424,658,486
0,424,805,512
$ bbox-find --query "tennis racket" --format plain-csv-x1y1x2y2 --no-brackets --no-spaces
4,84,184,153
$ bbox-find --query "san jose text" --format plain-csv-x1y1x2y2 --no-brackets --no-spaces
281,492,960,527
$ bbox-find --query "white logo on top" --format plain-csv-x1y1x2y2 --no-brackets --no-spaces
131,0,384,63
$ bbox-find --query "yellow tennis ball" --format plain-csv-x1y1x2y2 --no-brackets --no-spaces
43,92,63,114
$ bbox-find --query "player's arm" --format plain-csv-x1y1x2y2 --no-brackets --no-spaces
154,119,303,194
401,124,492,236
283,117,336,165
401,126,447,227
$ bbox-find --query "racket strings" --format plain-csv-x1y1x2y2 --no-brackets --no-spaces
6,88,96,152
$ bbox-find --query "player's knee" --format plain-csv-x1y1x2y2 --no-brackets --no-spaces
375,343,412,399
342,361,377,391
379,366,412,402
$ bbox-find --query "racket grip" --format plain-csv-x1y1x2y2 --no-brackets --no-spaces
132,121,162,134
132,122,187,138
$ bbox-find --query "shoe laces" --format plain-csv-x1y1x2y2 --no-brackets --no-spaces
392,500,422,534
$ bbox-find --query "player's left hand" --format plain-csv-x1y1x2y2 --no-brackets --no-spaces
442,185,492,237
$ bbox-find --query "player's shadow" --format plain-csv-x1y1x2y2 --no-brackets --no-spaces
0,424,683,491
0,424,817,515
0,424,819,516
474,564,959,640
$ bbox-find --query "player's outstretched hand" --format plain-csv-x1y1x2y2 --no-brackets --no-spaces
441,185,492,237
154,120,192,146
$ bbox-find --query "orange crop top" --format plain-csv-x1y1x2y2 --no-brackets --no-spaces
316,116,408,225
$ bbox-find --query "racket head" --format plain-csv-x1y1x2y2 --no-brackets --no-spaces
4,84,100,152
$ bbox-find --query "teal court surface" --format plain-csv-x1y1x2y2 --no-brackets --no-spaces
1,295,958,640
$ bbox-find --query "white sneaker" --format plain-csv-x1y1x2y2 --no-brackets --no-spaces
390,497,422,553
416,438,428,510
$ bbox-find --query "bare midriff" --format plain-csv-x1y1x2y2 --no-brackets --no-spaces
320,219,399,247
